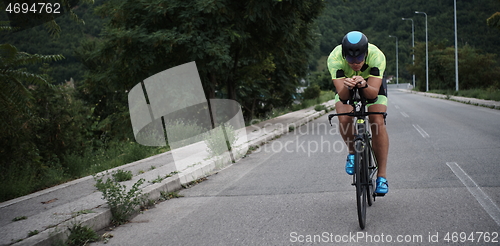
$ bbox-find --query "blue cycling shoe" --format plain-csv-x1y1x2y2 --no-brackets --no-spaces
375,177,389,195
345,154,355,175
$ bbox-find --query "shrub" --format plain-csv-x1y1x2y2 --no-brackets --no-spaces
204,123,237,157
314,105,327,112
303,84,321,100
94,174,146,225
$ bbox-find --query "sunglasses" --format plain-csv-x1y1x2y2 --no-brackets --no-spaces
346,53,366,64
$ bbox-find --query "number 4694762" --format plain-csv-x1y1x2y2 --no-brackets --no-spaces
5,2,61,14
443,232,498,243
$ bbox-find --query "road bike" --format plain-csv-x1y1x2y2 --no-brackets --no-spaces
328,87,387,229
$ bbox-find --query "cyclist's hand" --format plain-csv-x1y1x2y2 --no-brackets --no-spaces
344,78,358,89
352,76,367,88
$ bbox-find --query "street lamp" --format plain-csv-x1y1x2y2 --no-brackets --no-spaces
454,0,459,91
415,11,428,92
402,17,415,89
389,35,399,87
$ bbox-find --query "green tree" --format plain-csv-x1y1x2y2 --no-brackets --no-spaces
0,1,94,201
409,42,500,91
0,40,65,167
0,39,65,200
77,0,324,130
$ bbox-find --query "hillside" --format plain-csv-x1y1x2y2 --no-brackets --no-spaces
314,0,500,80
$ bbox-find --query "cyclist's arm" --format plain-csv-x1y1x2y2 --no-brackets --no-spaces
333,76,380,101
333,78,352,101
360,76,382,100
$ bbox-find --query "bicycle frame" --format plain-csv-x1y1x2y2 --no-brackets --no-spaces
328,88,387,229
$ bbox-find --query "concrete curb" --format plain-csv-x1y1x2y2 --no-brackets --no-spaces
399,89,500,109
6,99,336,246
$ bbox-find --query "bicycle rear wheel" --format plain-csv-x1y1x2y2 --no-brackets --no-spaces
355,140,367,229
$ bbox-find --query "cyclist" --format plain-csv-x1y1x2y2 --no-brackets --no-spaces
327,31,389,195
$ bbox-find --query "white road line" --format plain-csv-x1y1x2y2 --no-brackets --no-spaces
446,162,500,227
394,105,400,109
400,112,409,118
412,124,429,138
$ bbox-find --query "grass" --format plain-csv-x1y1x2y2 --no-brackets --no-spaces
292,90,335,111
427,89,500,102
246,90,335,125
12,216,27,222
28,230,39,237
65,223,99,246
160,191,184,200
1,141,168,203
111,170,133,182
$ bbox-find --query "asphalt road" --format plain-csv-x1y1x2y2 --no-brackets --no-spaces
92,89,500,245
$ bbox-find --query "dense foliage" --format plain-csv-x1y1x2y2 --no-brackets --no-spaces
77,0,324,130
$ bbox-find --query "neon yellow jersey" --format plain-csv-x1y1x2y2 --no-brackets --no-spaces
327,43,386,80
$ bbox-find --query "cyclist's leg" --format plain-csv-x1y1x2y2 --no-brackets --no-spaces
335,94,354,154
334,94,355,153
334,95,357,175
367,96,388,179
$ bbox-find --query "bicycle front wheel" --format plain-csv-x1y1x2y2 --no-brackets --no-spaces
366,141,374,207
355,140,367,229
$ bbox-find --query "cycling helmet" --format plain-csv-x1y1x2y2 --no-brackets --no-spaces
342,31,368,63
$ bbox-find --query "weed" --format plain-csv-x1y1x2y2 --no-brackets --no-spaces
73,210,95,217
94,175,146,225
314,105,327,112
150,175,164,184
181,177,207,189
112,170,133,182
204,123,237,157
186,162,201,168
160,191,184,200
66,223,99,246
149,171,180,184
12,216,27,221
141,199,156,210
163,119,207,147
100,232,113,244
245,145,259,155
28,230,39,237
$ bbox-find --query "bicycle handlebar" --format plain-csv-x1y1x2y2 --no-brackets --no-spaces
328,87,387,126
